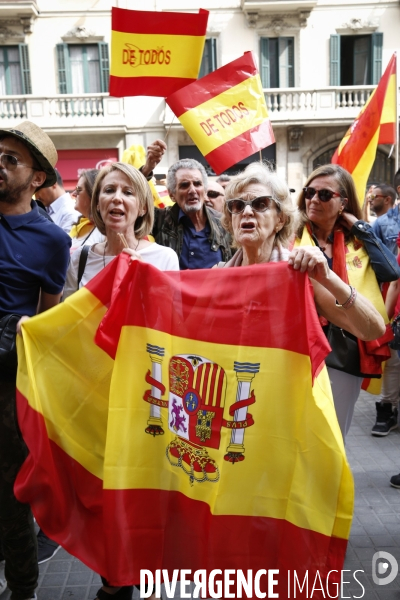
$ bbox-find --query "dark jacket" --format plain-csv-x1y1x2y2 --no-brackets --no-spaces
351,220,400,282
153,203,232,263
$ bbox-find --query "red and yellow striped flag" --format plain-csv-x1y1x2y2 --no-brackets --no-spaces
166,52,275,174
109,7,209,98
332,53,397,204
15,257,353,595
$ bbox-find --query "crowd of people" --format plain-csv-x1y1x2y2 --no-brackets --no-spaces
0,120,400,600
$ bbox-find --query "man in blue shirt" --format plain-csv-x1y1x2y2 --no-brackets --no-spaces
0,121,71,600
153,158,232,269
372,173,400,255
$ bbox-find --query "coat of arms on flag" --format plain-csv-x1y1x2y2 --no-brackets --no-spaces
143,346,259,483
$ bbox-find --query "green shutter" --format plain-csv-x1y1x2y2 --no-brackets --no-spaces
56,43,72,94
18,44,32,94
209,38,217,72
278,37,294,87
260,38,270,87
98,42,109,93
199,39,217,78
371,32,383,85
330,34,340,86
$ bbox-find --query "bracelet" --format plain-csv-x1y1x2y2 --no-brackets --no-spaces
336,285,357,309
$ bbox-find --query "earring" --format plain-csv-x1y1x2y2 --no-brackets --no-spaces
338,209,343,216
275,225,280,232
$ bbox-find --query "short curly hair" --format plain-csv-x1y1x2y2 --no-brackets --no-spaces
221,162,297,248
91,162,154,238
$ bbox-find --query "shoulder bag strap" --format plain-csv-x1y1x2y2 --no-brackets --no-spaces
77,245,90,290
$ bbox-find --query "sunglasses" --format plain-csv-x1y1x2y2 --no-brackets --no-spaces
368,194,386,200
227,196,276,214
207,190,223,199
0,153,38,171
303,187,342,202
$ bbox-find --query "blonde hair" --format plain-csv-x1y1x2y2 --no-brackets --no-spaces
91,162,154,238
221,162,297,248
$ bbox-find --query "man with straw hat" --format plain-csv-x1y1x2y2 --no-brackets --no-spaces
0,121,71,599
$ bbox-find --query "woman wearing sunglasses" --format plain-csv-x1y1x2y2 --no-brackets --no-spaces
296,164,400,438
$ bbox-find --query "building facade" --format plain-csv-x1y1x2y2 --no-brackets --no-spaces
0,0,398,192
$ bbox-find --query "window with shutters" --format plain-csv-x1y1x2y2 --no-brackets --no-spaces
56,43,109,94
330,33,383,86
260,37,294,88
199,38,217,78
0,45,31,95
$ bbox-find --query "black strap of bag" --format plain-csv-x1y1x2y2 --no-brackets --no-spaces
77,245,90,290
0,313,20,375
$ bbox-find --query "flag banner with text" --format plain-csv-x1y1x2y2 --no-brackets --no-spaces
166,52,275,174
15,256,353,597
332,53,397,204
109,7,208,98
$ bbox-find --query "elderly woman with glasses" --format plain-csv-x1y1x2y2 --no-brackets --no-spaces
217,162,387,437
296,164,400,438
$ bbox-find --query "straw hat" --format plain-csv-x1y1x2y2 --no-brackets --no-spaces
0,121,57,187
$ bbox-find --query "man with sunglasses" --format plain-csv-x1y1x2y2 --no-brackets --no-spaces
372,181,400,256
153,158,232,269
205,180,225,213
0,121,71,600
368,184,396,219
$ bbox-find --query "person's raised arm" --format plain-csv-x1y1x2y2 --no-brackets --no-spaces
140,139,167,179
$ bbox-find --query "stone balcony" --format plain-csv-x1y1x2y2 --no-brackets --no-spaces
163,84,397,129
0,85,397,134
0,93,125,133
264,85,385,126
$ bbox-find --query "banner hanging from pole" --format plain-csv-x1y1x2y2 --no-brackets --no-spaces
332,53,397,204
166,52,275,174
109,8,209,98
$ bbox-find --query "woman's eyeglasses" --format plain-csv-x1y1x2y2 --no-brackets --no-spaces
227,196,276,214
0,153,38,171
303,187,342,202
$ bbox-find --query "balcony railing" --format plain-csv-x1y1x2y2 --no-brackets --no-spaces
263,85,391,123
0,86,398,130
0,93,124,128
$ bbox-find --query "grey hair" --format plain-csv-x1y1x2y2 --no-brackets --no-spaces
221,162,298,248
167,159,208,195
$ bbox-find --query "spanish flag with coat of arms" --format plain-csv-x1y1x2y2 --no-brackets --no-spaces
15,256,353,597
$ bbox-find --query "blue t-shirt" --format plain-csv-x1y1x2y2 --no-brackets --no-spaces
179,209,223,270
0,201,71,318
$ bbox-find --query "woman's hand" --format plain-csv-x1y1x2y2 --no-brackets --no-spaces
288,246,330,283
122,248,143,263
337,211,358,231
